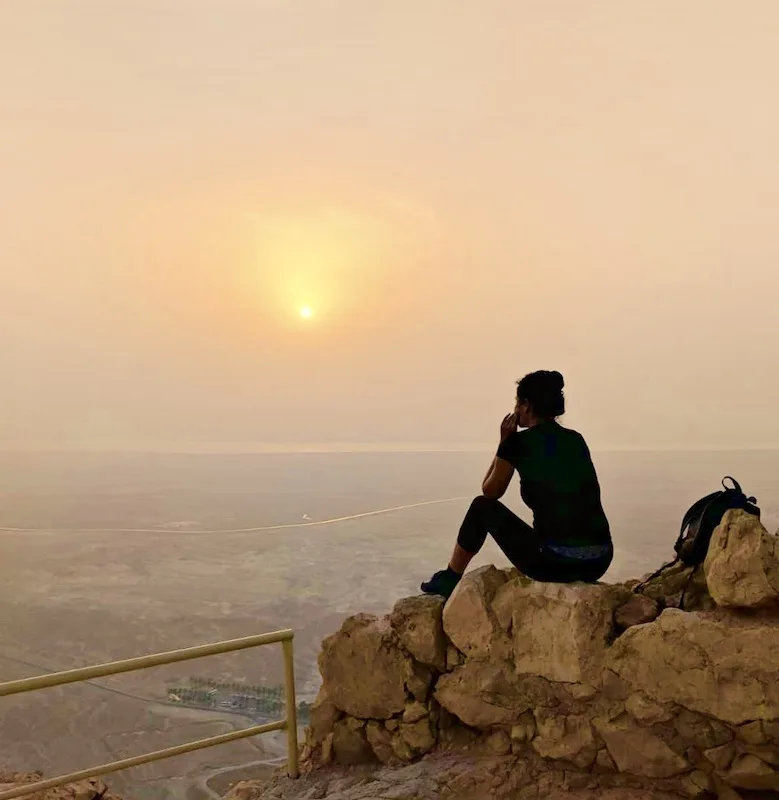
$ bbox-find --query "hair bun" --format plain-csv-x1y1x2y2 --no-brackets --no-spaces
548,370,564,390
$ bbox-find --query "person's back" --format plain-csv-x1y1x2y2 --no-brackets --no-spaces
501,420,611,547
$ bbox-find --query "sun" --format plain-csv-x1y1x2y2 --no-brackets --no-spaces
299,306,314,319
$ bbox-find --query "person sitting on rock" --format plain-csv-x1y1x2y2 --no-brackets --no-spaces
421,370,613,598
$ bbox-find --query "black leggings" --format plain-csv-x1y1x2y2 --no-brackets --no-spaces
457,496,612,583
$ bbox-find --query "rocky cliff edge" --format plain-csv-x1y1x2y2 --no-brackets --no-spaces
229,509,779,800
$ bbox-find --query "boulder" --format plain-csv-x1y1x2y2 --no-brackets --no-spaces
712,776,746,800
332,717,375,765
434,660,532,729
742,745,779,768
673,709,732,749
680,770,713,798
532,711,598,769
704,741,736,772
704,509,779,609
614,594,660,629
505,581,627,685
606,608,779,724
390,595,447,672
307,685,342,746
401,701,428,724
594,716,690,778
737,720,768,746
399,717,436,756
442,565,509,660
365,721,396,763
726,753,779,791
318,614,414,719
596,748,617,772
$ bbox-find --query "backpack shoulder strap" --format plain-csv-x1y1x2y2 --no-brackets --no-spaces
675,490,721,547
632,556,679,595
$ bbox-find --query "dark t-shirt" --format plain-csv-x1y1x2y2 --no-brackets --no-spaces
496,420,611,547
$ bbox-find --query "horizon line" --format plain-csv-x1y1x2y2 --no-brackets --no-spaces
1,441,779,455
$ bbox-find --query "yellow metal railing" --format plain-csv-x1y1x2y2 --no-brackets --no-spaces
0,629,299,800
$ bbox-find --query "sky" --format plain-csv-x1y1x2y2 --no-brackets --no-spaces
1,1,779,452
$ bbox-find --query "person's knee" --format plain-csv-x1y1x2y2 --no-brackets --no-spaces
469,494,499,514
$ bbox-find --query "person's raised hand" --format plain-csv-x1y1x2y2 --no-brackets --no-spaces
500,413,517,442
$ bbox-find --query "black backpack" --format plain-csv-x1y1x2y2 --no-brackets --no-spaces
635,476,760,606
674,476,760,566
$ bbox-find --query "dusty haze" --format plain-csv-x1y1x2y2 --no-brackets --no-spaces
2,1,778,452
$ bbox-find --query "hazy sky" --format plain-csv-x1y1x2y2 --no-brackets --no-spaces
2,1,779,451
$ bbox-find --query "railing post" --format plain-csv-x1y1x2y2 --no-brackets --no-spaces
282,638,299,778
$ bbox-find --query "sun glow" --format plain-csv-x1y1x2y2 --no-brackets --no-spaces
250,202,431,329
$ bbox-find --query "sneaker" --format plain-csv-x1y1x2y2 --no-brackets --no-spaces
421,568,461,598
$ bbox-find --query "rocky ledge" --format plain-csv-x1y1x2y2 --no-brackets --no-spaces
0,772,119,800
230,509,779,800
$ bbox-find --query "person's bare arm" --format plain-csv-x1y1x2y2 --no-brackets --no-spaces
481,414,517,499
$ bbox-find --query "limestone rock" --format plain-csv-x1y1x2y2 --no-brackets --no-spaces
492,573,532,632
365,721,395,764
507,581,628,685
737,720,767,746
741,745,779,767
601,670,630,702
404,661,433,702
319,614,414,719
606,608,779,724
625,693,674,725
736,719,768,745
595,716,690,778
0,778,124,800
332,718,375,765
390,733,415,762
485,729,512,755
674,709,732,749
510,710,536,744
712,776,745,800
532,711,597,769
681,770,713,798
321,732,334,764
614,594,660,629
704,510,779,608
390,595,447,672
704,741,736,772
445,644,463,672
726,753,779,791
442,565,509,659
401,701,428,725
399,717,436,756
596,748,617,772
567,683,598,701
307,686,342,746
435,661,525,728
435,660,555,729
